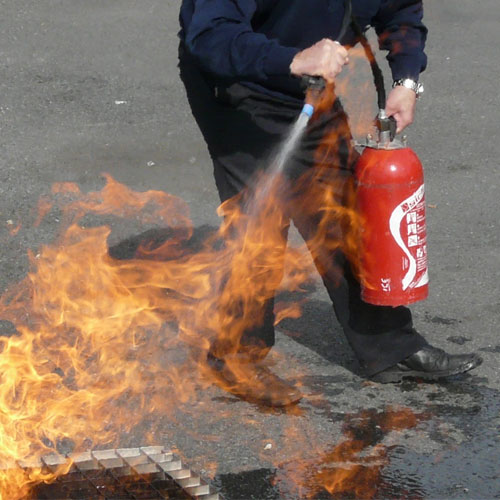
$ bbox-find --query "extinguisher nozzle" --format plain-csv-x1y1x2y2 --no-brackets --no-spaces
301,103,314,118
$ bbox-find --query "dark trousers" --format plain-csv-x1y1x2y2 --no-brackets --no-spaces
179,55,427,376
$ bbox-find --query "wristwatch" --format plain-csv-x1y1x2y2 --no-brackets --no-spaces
392,78,424,98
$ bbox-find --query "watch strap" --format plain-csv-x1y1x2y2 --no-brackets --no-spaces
393,78,424,98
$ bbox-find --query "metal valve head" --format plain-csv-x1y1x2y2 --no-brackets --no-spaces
373,109,396,143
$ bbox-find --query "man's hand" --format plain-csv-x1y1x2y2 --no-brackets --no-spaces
290,39,349,83
385,86,417,134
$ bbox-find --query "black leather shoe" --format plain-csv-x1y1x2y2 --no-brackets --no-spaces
371,345,483,383
206,352,302,407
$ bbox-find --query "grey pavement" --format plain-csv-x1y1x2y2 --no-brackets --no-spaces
0,1,499,498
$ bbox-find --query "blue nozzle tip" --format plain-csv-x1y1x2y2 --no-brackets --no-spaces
301,103,314,118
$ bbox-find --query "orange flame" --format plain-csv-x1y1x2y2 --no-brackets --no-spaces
0,155,360,498
0,64,373,498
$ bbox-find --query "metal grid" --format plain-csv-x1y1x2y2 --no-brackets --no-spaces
24,446,221,500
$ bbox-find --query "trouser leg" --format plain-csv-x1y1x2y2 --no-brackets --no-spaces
179,56,297,356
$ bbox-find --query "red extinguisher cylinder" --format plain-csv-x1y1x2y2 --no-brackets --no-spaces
355,147,429,306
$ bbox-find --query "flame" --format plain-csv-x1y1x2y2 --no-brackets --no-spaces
0,146,360,498
0,177,199,496
0,76,371,497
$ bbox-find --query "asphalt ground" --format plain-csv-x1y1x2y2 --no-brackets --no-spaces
0,0,499,498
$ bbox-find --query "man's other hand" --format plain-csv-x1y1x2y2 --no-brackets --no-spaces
386,86,417,133
290,39,349,82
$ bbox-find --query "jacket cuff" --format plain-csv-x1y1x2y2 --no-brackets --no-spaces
263,44,301,77
389,54,427,82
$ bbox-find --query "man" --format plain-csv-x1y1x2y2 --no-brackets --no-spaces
178,0,482,406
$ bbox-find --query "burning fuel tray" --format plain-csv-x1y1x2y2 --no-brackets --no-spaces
24,446,221,500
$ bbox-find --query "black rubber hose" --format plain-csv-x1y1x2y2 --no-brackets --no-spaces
349,13,387,110
338,0,353,42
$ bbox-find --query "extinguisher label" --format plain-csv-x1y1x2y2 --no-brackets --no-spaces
389,184,429,291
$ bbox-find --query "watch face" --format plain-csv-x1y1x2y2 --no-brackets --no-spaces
403,79,417,90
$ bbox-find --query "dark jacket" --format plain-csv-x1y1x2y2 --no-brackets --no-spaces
179,0,427,100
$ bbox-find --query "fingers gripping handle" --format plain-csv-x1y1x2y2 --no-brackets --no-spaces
298,40,342,94
298,40,341,117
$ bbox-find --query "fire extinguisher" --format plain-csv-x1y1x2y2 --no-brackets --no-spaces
355,112,429,306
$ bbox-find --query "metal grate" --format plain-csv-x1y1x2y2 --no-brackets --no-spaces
24,446,221,500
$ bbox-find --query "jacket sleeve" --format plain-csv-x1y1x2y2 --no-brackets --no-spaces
373,0,428,81
183,0,300,81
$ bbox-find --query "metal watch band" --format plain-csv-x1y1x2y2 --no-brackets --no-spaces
392,78,424,98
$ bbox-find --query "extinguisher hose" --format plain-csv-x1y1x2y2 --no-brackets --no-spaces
349,13,387,111
338,0,353,45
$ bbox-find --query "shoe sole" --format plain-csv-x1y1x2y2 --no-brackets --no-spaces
371,358,483,384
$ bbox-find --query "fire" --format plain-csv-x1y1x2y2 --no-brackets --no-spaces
0,136,360,498
0,71,374,497
0,177,203,497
